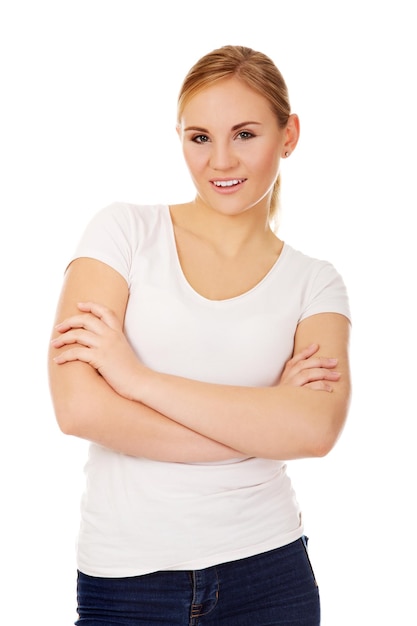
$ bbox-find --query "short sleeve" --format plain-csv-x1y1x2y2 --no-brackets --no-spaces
70,203,138,284
300,261,351,323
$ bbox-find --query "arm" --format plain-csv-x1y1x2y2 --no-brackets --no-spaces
134,312,351,459
53,292,351,460
48,257,242,462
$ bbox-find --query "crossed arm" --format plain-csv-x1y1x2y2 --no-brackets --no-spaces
48,257,351,461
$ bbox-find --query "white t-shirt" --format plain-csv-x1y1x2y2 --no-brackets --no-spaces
72,202,351,577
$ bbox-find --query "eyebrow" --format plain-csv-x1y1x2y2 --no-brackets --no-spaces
183,121,262,132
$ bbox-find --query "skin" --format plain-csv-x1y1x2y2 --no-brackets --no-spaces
49,77,351,461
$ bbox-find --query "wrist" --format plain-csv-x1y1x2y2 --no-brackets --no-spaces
128,362,157,404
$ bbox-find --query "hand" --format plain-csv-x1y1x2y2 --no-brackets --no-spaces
51,301,144,400
279,343,340,392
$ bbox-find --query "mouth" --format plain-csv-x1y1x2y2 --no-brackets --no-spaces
211,178,246,188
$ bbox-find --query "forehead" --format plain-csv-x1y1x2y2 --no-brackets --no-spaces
180,77,274,126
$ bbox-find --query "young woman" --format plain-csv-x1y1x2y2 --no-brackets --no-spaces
49,45,351,625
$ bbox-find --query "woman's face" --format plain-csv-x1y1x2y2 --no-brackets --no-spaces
177,77,293,218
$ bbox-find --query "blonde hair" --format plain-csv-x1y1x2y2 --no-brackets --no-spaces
177,45,292,221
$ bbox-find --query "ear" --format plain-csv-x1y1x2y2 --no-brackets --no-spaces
176,123,182,140
282,114,300,157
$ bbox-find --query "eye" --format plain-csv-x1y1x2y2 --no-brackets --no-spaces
192,134,210,144
236,131,254,140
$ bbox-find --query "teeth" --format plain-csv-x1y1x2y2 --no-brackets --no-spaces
213,179,243,187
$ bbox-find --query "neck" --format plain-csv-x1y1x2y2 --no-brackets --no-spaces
186,196,274,257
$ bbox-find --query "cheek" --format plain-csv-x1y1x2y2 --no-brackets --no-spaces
259,145,281,176
182,146,207,174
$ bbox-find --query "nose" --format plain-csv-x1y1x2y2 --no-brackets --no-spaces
209,140,238,171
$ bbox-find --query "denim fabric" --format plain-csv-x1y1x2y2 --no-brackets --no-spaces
75,537,320,625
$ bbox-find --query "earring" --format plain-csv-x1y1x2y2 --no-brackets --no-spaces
284,151,290,157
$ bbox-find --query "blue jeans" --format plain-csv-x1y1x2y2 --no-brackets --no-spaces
75,537,320,625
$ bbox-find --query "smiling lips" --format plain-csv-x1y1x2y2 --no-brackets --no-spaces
211,178,246,188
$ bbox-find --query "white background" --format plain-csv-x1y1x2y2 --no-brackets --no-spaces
1,1,415,624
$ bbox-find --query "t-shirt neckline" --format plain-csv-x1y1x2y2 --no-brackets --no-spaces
163,204,288,304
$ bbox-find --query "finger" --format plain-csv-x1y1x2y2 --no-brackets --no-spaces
51,329,98,349
301,356,338,371
55,313,106,334
296,368,341,385
53,346,93,365
287,343,320,367
283,354,338,380
77,302,120,330
304,381,334,392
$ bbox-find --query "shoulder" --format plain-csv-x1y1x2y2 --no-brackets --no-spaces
89,202,169,230
80,202,170,247
282,243,334,272
282,243,346,287
71,203,170,282
282,244,351,322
